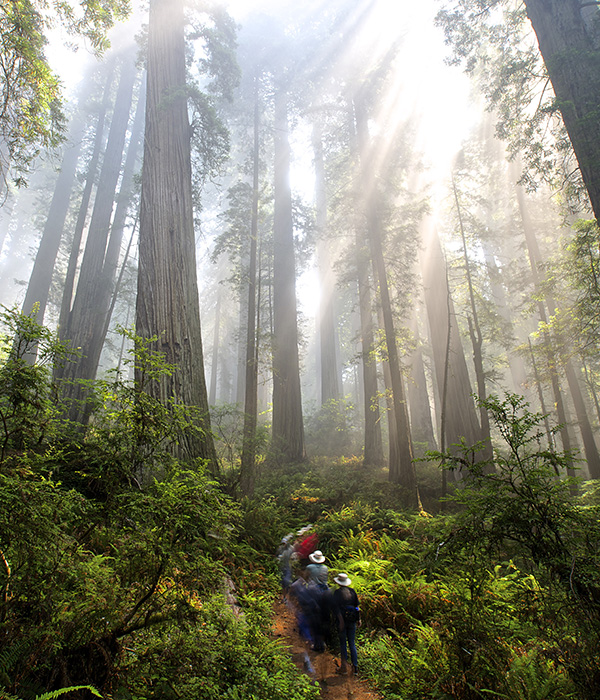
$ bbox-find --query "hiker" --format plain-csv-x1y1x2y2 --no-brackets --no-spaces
289,571,318,646
333,572,360,675
288,571,317,676
304,549,330,652
295,526,318,567
305,550,328,588
277,534,294,596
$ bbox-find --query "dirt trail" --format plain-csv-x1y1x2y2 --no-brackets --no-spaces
271,598,382,700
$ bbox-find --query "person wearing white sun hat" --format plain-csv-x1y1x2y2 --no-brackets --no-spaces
306,550,328,587
304,550,330,654
333,572,360,675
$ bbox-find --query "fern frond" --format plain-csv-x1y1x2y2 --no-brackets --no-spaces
34,686,102,700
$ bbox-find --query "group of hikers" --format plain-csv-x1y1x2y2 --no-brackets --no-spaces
277,526,360,677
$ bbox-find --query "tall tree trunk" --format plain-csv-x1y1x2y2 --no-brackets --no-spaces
528,337,554,450
406,312,437,451
453,177,493,461
312,120,340,405
58,54,137,420
136,0,217,469
271,85,305,462
100,76,146,294
420,218,483,452
582,358,600,428
353,95,415,492
236,283,248,406
57,62,116,344
480,241,530,395
515,183,577,478
21,115,84,328
209,287,221,406
240,78,261,495
0,194,14,252
347,105,384,468
355,242,384,467
88,75,146,376
523,0,600,222
562,358,600,478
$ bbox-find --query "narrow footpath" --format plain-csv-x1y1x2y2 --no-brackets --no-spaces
272,598,382,700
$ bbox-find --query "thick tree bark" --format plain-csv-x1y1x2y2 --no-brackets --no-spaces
271,86,305,462
136,0,217,469
523,0,600,222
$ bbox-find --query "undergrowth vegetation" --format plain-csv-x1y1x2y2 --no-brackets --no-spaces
2,308,600,700
0,310,317,700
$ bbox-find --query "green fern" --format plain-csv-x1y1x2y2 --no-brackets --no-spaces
0,686,102,700
0,641,31,689
503,651,578,700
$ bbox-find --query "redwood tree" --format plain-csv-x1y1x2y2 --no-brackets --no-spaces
270,82,305,462
136,0,217,468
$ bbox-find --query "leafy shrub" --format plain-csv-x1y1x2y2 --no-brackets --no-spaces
361,625,452,699
116,596,319,700
0,306,71,462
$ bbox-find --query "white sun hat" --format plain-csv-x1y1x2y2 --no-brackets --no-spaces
308,550,325,564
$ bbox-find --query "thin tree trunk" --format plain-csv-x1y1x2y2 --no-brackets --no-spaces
348,105,384,468
582,358,600,428
440,261,452,502
86,74,146,379
528,337,555,451
240,77,261,495
481,241,529,395
209,288,221,406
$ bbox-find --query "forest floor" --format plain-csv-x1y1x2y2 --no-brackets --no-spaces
272,598,382,700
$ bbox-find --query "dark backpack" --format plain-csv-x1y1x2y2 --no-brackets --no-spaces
342,604,359,623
